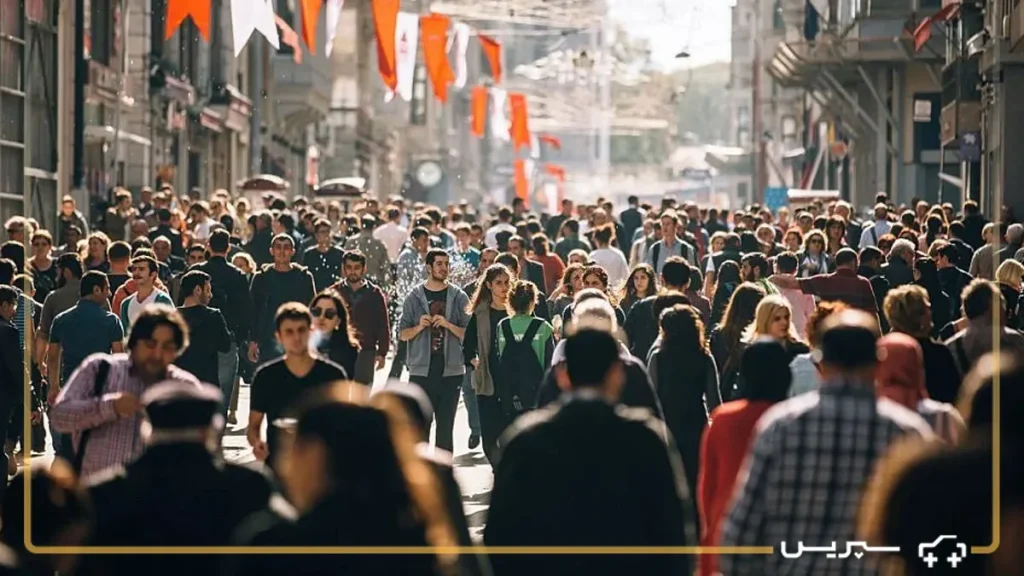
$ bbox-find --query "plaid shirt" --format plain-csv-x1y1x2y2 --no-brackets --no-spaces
720,380,933,576
49,353,199,482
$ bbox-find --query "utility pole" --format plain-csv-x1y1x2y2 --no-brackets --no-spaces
750,0,766,205
72,0,86,189
109,0,129,187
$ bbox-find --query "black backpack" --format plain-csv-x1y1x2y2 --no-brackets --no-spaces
497,318,546,416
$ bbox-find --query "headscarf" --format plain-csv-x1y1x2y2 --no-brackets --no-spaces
876,332,928,409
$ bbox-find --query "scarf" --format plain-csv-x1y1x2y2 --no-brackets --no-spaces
472,306,496,396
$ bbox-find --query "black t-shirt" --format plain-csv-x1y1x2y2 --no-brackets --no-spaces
250,357,348,456
425,287,448,379
107,273,131,297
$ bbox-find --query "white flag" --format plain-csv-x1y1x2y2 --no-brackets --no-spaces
490,87,510,142
530,133,540,159
385,12,419,102
231,0,279,56
324,0,345,57
450,21,471,89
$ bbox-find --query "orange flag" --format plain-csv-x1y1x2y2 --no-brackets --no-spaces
299,0,322,53
544,163,566,182
508,93,531,151
479,34,502,84
470,85,488,138
372,0,400,91
514,159,530,208
420,13,455,102
275,15,303,63
539,134,562,150
165,0,211,40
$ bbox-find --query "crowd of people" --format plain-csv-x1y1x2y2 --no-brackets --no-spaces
0,185,1019,575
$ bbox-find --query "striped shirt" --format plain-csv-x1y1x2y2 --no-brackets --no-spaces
49,353,199,482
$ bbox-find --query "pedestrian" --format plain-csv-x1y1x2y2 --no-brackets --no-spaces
946,279,1024,377
494,280,555,421
709,282,765,402
247,233,316,364
588,224,629,290
742,295,811,365
647,304,721,519
494,253,552,322
344,215,392,287
547,262,583,323
485,328,695,576
463,263,512,460
398,248,470,454
36,252,84,355
875,332,965,444
309,290,360,378
83,232,110,272
174,270,232,388
719,309,934,576
79,381,272,576
301,218,344,292
697,337,792,576
331,250,390,385
247,303,348,470
771,247,879,317
618,263,656,317
709,259,741,325
230,383,455,576
50,305,198,482
561,265,625,326
0,284,21,495
119,254,174,332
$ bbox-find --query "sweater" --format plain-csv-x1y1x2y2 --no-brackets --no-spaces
333,280,391,357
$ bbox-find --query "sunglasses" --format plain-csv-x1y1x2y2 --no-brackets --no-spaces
311,307,338,320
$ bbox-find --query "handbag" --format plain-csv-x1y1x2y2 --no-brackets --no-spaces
71,360,110,474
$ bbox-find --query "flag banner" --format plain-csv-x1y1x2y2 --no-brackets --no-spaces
451,21,471,89
166,0,211,40
490,87,510,142
387,11,419,102
509,92,531,151
470,85,488,137
539,134,562,150
420,13,456,102
372,0,401,91
324,0,345,56
275,14,303,63
479,34,503,84
514,159,530,208
299,0,322,52
231,0,279,56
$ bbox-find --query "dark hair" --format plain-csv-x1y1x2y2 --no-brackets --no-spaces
593,224,615,246
563,329,621,388
660,257,691,288
740,252,771,278
563,219,580,235
425,248,448,267
131,254,158,275
2,461,91,557
208,229,231,253
0,258,13,285
343,250,367,266
79,271,108,298
859,246,884,267
740,338,793,402
652,291,691,322
834,248,858,268
275,301,313,331
131,236,153,253
508,280,538,315
495,231,513,252
497,206,513,222
962,279,1002,320
127,304,189,351
311,290,358,349
914,258,941,293
495,252,519,273
179,270,211,300
468,264,511,312
107,241,132,262
718,281,767,348
531,234,550,256
56,252,83,279
271,233,295,248
410,227,430,241
621,264,656,303
717,260,740,284
0,242,24,272
0,284,16,307
659,304,707,355
776,251,798,274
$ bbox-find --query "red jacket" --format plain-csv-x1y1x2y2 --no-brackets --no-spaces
697,399,776,576
332,280,391,357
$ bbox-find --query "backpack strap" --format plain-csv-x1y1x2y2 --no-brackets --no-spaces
500,320,517,347
870,226,878,245
73,360,111,474
521,318,544,344
652,243,661,269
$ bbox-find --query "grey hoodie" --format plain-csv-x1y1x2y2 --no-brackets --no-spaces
400,283,471,378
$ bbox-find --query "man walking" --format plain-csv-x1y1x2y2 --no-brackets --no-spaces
174,271,232,388
248,234,316,364
331,251,390,385
119,255,174,333
398,249,470,453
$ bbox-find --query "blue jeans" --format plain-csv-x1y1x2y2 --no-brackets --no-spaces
218,343,239,416
462,372,480,436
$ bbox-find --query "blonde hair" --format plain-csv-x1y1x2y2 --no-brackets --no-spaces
743,294,800,343
884,284,933,339
996,259,1024,286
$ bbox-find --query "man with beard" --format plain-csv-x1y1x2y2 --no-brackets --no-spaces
398,249,470,453
331,251,390,385
301,219,345,292
248,234,316,364
50,305,198,482
740,252,779,295
173,271,231,388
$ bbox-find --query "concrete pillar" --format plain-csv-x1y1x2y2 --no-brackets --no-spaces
993,67,1024,219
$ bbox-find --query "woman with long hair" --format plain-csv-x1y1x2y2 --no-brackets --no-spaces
232,383,457,576
710,260,742,326
619,264,657,316
647,304,721,525
549,263,584,322
742,295,810,363
913,257,953,336
782,227,803,253
84,231,110,272
309,290,360,379
883,284,962,403
562,265,626,326
922,213,947,250
824,215,847,259
709,282,766,402
462,263,513,463
697,339,793,576
797,229,830,278
875,333,965,443
996,259,1024,329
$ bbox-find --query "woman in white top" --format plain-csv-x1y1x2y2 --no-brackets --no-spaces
588,224,629,290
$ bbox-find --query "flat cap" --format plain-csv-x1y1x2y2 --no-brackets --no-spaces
141,381,223,430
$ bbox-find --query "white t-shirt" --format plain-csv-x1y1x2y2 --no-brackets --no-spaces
193,220,213,243
590,247,630,290
484,223,517,249
127,289,162,327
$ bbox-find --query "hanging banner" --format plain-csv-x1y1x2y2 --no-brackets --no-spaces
514,159,530,208
508,92,531,151
275,14,303,63
386,12,419,102
420,13,456,102
479,34,503,84
324,0,345,56
539,134,562,150
299,0,322,53
450,21,471,90
166,0,211,40
372,0,401,91
544,163,566,182
490,87,510,142
231,0,279,56
470,85,488,138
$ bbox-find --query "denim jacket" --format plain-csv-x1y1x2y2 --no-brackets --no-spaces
400,284,471,378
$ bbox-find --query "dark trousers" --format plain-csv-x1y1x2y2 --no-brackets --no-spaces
0,390,18,503
353,349,376,385
476,394,508,465
409,374,461,453
388,340,407,379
